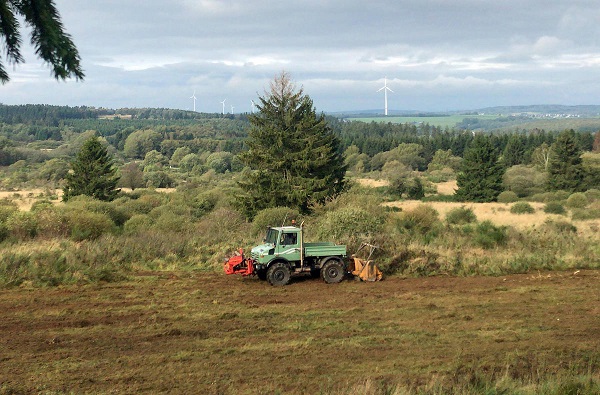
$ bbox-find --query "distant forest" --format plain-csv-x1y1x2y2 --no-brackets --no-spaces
0,104,597,183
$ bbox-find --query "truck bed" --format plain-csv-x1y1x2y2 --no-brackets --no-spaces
304,243,346,258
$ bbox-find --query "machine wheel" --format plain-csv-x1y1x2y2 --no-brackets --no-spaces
321,259,345,284
256,269,267,281
267,263,291,286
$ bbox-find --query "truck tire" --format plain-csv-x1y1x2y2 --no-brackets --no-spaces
267,262,291,286
321,259,345,284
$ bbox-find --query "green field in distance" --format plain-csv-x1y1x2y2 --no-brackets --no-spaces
347,114,499,128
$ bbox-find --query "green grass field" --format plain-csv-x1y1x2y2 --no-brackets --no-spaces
348,115,498,128
347,114,600,132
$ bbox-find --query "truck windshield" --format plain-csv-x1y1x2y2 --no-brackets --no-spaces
265,228,278,245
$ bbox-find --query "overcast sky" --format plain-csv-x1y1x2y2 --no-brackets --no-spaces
2,1,600,113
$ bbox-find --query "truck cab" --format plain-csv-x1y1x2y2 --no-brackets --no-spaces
251,226,302,270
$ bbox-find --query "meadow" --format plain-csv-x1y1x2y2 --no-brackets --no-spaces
347,115,494,128
347,114,600,132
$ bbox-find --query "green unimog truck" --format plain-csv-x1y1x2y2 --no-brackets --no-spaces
224,224,347,286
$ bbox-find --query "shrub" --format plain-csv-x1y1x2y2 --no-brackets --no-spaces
67,196,130,227
387,174,408,198
153,210,191,233
473,220,508,249
565,192,589,208
584,188,600,202
148,203,190,220
252,207,301,236
532,190,570,203
0,202,18,222
426,168,455,183
30,199,54,212
193,208,252,267
6,211,38,240
510,202,535,214
571,207,600,221
35,207,71,238
0,222,8,242
406,177,425,200
66,210,114,241
543,202,566,215
396,205,440,235
315,206,385,242
446,206,477,225
191,190,221,219
542,219,577,233
551,190,570,201
123,214,153,234
497,191,518,203
502,165,546,197
144,171,174,188
121,193,165,215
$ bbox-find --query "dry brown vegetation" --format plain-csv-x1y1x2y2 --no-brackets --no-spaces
385,200,600,237
0,189,60,211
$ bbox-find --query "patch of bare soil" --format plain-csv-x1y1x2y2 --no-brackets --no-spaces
1,270,598,394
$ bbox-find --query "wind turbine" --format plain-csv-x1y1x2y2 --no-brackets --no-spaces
220,99,226,115
190,90,197,112
377,77,394,116
231,105,235,114
250,100,256,113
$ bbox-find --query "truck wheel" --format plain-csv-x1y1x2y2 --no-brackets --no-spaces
321,259,344,284
267,263,291,286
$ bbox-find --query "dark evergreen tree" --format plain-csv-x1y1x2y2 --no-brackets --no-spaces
63,136,120,201
455,134,504,202
546,129,585,192
0,0,84,83
502,134,526,166
237,72,346,217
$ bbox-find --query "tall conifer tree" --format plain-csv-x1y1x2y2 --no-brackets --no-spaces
63,136,120,201
546,129,585,192
503,134,526,167
455,134,504,202
237,72,346,217
0,0,84,83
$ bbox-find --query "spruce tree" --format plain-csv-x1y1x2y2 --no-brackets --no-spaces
0,0,84,83
63,136,120,201
455,134,504,202
503,134,526,167
237,72,346,217
546,129,585,192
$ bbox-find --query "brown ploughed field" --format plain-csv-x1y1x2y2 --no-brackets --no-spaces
1,270,599,394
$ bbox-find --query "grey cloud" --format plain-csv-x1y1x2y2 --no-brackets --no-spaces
2,0,599,112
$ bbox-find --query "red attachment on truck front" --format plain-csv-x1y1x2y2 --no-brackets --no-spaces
224,249,255,276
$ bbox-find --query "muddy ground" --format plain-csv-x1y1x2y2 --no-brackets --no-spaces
1,270,599,394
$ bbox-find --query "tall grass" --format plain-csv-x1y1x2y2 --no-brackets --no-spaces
1,184,599,288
